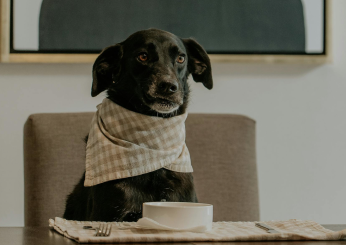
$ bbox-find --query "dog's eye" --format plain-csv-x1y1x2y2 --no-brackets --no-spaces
176,55,185,64
138,53,148,62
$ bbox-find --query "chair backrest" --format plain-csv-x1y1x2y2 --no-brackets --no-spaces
24,112,259,226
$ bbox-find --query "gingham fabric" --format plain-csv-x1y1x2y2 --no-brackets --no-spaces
49,217,346,243
84,98,192,186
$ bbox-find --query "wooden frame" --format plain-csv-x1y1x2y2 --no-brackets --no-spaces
1,0,332,64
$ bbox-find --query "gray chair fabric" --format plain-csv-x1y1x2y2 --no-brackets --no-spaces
24,112,259,226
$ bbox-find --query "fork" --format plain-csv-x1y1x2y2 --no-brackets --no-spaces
94,223,112,237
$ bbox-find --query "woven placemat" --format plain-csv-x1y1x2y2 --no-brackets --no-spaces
49,217,346,243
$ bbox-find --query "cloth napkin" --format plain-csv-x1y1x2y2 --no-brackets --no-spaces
136,217,209,232
49,217,346,243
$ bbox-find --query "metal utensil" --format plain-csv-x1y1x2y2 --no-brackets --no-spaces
83,223,112,236
255,223,280,234
95,223,112,237
83,226,96,230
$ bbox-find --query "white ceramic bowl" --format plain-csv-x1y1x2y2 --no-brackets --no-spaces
143,202,213,231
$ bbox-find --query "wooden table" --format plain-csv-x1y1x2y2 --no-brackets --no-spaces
0,225,345,245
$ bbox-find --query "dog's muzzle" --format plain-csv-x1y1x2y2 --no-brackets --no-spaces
144,81,183,113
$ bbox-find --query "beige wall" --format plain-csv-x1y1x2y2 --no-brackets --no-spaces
1,0,345,227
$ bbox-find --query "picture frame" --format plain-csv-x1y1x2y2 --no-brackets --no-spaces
0,0,332,64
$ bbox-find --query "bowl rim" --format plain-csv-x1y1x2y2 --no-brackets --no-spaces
143,202,213,208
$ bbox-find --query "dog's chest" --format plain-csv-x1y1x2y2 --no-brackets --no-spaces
114,169,194,222
125,171,184,202
119,169,193,205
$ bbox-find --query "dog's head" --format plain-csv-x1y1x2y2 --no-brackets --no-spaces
91,29,213,117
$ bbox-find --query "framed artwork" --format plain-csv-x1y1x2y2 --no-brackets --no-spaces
1,0,331,63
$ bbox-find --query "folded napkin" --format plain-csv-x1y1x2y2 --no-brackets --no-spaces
49,217,346,243
136,217,208,232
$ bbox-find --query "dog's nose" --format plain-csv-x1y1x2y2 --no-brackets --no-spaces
158,81,179,95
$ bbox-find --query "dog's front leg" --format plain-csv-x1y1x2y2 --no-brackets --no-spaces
88,181,127,222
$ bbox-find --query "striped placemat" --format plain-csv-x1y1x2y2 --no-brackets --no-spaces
49,217,346,243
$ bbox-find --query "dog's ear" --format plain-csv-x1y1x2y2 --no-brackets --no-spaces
182,38,213,90
91,44,123,97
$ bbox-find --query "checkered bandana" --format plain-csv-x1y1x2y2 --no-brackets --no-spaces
84,98,192,186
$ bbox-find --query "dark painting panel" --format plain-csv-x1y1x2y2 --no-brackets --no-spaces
38,0,306,54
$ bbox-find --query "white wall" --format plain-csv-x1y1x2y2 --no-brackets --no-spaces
1,0,345,227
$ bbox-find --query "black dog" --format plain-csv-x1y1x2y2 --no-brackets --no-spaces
63,29,213,222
